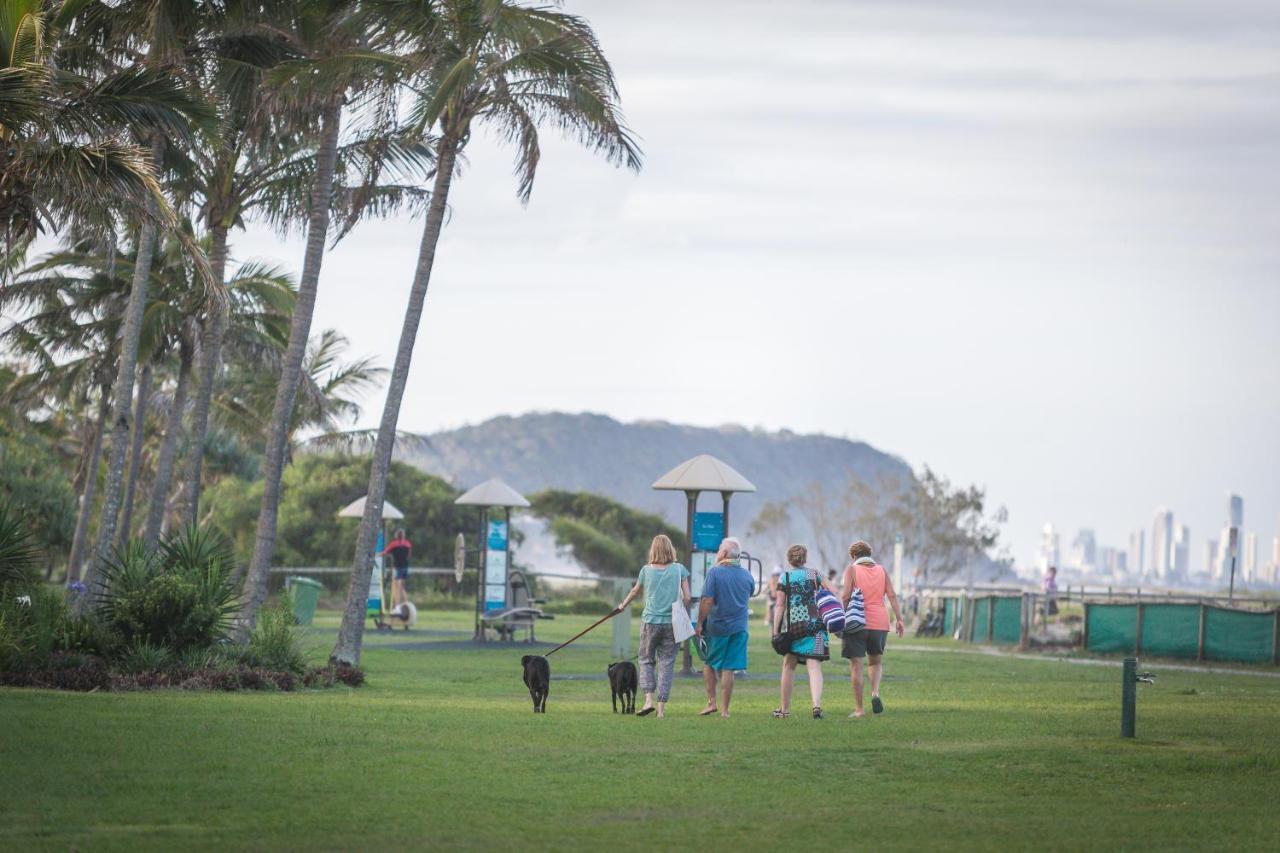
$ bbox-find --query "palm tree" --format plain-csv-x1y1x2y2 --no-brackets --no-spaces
240,0,432,631
0,0,190,263
80,2,214,593
330,0,641,665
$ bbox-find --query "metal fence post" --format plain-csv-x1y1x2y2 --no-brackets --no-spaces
1197,603,1207,662
1135,602,1145,655
986,596,995,644
1019,593,1030,651
1121,658,1137,738
1082,602,1090,651
1273,610,1279,666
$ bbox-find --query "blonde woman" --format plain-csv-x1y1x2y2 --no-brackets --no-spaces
772,544,835,719
617,534,690,718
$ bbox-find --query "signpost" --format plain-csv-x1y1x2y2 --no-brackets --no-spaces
1228,527,1240,603
455,478,531,641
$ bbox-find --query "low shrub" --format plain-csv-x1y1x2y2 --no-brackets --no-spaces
95,527,239,654
302,663,365,688
117,639,178,675
545,597,615,616
239,593,308,674
0,661,110,691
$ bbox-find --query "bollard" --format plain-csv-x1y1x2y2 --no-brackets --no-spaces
1121,657,1156,738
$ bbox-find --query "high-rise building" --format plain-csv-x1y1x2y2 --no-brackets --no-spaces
1270,534,1280,586
1205,538,1219,577
1171,524,1191,580
1150,508,1173,580
1070,529,1097,572
1242,532,1257,582
1098,547,1127,578
1129,530,1144,581
1039,523,1060,572
1215,493,1244,580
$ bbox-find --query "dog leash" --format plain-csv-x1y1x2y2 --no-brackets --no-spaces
544,607,622,656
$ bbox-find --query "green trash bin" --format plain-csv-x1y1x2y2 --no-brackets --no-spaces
286,576,324,626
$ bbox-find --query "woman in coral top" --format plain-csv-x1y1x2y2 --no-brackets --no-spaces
839,540,904,717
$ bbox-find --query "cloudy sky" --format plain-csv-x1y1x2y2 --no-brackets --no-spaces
235,0,1280,570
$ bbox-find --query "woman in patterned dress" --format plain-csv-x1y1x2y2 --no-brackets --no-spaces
772,544,837,719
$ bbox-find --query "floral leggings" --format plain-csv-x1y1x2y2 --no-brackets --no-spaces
638,622,678,702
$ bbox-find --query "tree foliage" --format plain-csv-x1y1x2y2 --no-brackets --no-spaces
529,489,687,578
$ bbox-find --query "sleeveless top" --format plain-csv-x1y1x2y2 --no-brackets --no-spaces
855,562,889,630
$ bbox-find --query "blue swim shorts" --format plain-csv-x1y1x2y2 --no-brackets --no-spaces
704,631,748,672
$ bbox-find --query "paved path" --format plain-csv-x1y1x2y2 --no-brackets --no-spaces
894,643,1280,679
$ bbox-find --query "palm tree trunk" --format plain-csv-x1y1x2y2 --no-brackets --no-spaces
179,224,230,527
331,137,459,666
116,362,153,550
240,98,343,629
142,342,192,551
66,388,110,582
85,170,162,597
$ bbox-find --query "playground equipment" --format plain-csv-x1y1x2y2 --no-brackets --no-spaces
456,478,550,641
652,454,756,674
479,568,553,642
337,494,416,631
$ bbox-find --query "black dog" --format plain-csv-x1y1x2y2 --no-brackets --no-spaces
521,655,550,713
607,661,638,714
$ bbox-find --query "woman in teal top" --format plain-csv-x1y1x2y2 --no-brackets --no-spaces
617,534,690,718
772,544,836,719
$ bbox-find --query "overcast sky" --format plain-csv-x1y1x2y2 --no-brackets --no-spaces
234,0,1280,570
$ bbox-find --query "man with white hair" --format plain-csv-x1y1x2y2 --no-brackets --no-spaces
695,537,754,718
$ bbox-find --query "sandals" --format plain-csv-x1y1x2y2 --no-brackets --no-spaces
698,707,719,717
812,706,824,720
772,709,790,718
872,696,884,714
637,707,656,717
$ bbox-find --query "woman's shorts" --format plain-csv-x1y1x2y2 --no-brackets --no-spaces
704,631,748,671
393,566,409,581
841,628,888,659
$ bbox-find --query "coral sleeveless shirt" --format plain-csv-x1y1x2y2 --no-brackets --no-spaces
854,562,889,631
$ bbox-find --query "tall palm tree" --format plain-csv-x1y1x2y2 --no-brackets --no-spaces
80,2,214,593
0,0,190,262
240,0,432,631
330,0,641,665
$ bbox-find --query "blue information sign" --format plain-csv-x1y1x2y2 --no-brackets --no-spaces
692,512,724,552
484,519,509,611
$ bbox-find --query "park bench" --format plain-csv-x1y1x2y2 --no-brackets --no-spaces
479,569,554,642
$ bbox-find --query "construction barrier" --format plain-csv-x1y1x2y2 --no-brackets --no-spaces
1085,602,1280,664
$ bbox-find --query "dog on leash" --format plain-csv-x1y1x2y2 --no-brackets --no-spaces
521,655,550,713
607,661,638,714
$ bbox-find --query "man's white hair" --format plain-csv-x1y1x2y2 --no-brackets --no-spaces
717,537,742,561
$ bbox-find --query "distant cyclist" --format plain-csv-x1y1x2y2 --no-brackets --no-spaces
381,528,412,608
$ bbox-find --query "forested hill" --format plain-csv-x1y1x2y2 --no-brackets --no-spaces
396,412,913,529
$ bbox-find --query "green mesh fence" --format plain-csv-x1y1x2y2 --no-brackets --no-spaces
1086,602,1278,663
971,598,990,643
1140,604,1200,659
943,598,956,636
992,597,1022,644
1205,607,1277,664
1086,604,1137,654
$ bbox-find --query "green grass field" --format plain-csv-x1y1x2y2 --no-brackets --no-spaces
3,608,1278,851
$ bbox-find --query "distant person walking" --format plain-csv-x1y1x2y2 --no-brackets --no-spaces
696,537,754,718
381,528,412,608
617,534,690,718
1042,565,1059,623
840,541,904,717
773,544,836,719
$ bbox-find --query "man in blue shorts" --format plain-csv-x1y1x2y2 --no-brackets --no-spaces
696,537,755,718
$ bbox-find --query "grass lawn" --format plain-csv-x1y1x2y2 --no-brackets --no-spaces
3,607,1279,851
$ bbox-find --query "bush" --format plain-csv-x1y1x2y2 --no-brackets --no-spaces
117,639,177,675
0,503,40,587
0,584,71,670
303,663,365,688
95,527,240,654
239,594,307,675
545,597,616,616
